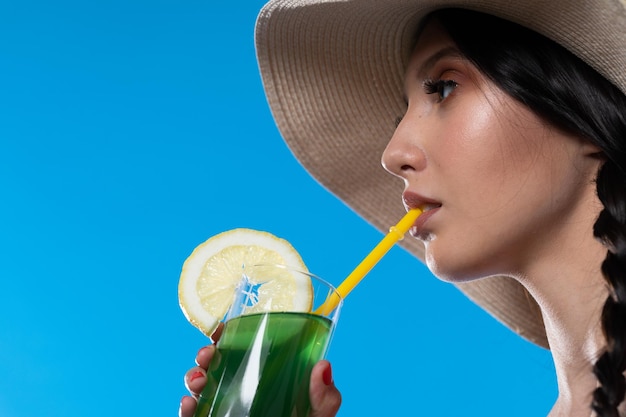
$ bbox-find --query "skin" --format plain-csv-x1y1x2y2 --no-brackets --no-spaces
181,19,613,417
383,26,603,284
381,20,609,417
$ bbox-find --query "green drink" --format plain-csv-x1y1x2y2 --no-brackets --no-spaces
194,312,332,417
191,264,342,417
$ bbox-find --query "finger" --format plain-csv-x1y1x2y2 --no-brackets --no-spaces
195,344,216,370
179,395,197,417
210,322,224,344
184,366,207,396
309,360,342,417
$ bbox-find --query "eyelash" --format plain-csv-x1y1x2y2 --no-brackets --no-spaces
423,79,458,101
395,78,458,127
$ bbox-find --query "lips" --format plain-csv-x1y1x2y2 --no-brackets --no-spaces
402,192,442,237
402,191,441,213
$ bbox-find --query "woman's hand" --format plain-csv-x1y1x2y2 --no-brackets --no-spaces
308,360,342,417
179,324,223,417
179,343,216,417
178,323,342,417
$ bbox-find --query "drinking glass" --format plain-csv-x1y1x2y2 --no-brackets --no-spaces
193,263,342,417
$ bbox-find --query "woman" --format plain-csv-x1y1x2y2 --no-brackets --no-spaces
181,1,626,416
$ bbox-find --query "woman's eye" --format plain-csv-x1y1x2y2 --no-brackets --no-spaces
423,79,458,101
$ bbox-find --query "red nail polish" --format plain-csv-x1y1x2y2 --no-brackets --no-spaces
190,371,204,382
322,364,333,386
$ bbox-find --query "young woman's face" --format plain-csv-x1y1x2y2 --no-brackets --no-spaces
381,19,601,282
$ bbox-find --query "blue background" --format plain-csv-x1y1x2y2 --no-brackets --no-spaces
0,1,556,416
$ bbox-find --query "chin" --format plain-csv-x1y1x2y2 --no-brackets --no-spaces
425,247,491,283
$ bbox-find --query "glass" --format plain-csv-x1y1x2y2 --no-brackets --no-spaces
193,264,343,417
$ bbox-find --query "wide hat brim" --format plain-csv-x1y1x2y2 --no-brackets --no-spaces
254,0,626,349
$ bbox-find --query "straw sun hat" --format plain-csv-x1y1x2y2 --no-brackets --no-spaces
254,0,626,348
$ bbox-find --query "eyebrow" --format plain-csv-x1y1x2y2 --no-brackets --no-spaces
416,46,464,79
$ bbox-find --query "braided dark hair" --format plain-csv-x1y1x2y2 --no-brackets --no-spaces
430,8,626,416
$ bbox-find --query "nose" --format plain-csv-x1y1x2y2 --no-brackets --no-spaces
381,115,427,180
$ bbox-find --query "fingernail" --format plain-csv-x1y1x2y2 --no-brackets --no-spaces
190,371,204,382
322,364,333,386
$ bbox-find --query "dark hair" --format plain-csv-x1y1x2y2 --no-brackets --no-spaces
430,8,626,416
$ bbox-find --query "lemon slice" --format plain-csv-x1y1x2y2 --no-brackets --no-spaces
178,228,312,336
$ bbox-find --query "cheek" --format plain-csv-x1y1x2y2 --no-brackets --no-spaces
452,103,552,197
436,106,517,197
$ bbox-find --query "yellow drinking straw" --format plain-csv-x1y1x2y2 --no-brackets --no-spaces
316,208,423,315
